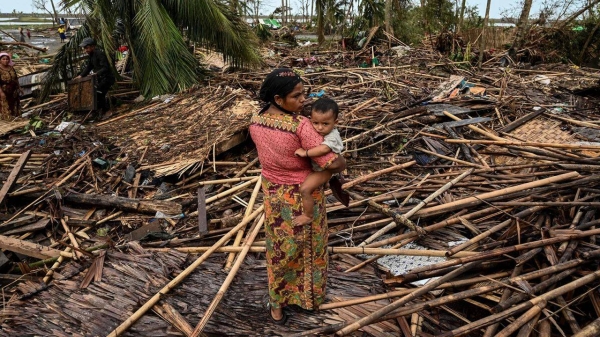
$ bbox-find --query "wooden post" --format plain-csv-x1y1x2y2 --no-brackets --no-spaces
0,150,30,205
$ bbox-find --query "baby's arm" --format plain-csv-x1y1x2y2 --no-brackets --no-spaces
295,144,332,158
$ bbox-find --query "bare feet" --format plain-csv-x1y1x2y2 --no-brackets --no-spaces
293,214,312,226
271,307,283,321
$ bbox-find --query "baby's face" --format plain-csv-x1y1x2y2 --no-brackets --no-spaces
311,109,337,136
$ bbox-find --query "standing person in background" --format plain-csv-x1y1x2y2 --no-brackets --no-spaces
0,53,22,120
58,25,66,43
19,28,25,43
74,38,115,114
26,29,31,40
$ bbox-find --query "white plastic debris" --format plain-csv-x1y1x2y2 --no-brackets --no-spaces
534,75,551,85
55,121,84,132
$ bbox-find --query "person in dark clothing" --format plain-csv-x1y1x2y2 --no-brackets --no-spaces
75,37,115,112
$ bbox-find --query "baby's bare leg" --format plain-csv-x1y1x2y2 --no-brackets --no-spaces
294,171,333,226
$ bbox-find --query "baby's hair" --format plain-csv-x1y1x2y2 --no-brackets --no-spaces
311,97,339,119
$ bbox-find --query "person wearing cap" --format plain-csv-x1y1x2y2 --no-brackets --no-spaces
75,37,115,113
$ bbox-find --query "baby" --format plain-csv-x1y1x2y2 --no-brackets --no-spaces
294,97,348,226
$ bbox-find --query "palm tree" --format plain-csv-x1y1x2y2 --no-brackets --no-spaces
42,0,262,99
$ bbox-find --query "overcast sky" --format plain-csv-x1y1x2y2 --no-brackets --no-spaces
1,0,539,18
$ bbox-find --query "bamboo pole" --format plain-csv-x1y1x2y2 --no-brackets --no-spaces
496,299,547,337
145,246,476,257
415,171,579,218
60,218,81,260
190,215,265,335
446,205,546,256
438,269,600,337
401,237,586,275
483,264,524,337
335,261,482,336
341,161,416,190
320,271,511,310
359,168,474,246
445,139,600,150
539,319,552,336
492,268,577,313
106,205,264,337
573,317,600,337
515,311,542,337
224,178,262,269
188,177,259,216
416,148,485,168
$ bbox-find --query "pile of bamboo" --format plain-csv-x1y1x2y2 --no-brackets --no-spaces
1,42,600,336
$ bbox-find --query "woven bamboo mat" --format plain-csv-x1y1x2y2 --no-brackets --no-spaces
1,248,399,336
0,120,28,137
489,116,598,165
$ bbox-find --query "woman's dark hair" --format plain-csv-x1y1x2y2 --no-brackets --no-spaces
311,97,339,119
259,68,302,113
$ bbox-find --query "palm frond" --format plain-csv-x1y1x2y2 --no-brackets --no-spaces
161,0,262,68
131,0,199,96
39,24,94,102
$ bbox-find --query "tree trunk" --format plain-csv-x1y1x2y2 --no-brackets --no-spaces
385,0,393,37
457,0,467,35
509,0,533,60
49,0,59,26
478,0,491,67
316,0,325,44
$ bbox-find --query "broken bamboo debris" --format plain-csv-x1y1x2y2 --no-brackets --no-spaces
359,168,474,246
191,215,265,334
446,205,546,257
4,40,600,336
335,261,483,336
414,171,580,217
106,205,264,337
438,269,600,337
446,139,600,150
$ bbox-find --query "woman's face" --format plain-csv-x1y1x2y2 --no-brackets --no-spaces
276,82,305,113
0,56,9,66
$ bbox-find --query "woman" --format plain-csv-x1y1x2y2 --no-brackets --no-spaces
249,69,346,324
0,53,22,120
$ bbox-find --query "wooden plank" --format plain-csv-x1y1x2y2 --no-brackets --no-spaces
198,187,207,235
0,150,31,205
0,234,66,259
215,131,247,154
2,218,50,236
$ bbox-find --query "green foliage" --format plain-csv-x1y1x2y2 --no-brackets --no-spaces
391,5,426,45
42,0,262,99
421,0,456,33
359,0,385,28
253,23,272,42
25,116,43,132
462,5,482,30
